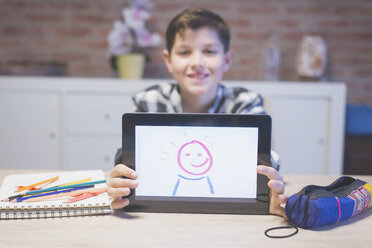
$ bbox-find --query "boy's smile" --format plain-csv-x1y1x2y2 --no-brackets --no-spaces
187,71,209,80
163,27,232,112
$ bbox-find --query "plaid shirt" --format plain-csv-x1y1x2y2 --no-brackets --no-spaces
132,82,266,114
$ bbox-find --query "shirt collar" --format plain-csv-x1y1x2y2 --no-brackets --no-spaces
170,84,184,113
172,84,224,113
207,84,224,113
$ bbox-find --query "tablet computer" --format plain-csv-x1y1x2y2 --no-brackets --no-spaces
122,113,271,214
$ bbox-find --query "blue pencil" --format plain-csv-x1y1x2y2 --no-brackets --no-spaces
13,185,94,203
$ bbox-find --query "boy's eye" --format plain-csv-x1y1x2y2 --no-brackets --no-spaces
204,49,218,55
177,50,191,56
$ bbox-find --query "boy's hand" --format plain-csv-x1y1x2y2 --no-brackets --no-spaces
108,164,138,209
257,165,288,219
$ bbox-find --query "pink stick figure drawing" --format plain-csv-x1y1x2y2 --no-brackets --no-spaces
172,140,214,196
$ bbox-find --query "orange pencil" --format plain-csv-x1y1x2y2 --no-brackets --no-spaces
15,176,59,192
22,187,108,203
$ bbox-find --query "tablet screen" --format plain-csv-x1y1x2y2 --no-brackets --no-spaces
135,126,258,201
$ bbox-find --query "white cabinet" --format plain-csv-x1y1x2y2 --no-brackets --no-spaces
66,136,120,171
0,77,346,175
239,82,347,175
0,90,60,169
65,94,132,170
270,97,329,175
66,94,132,135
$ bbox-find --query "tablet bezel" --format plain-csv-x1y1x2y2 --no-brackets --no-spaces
122,113,271,214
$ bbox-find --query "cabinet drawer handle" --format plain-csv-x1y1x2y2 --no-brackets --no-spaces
104,113,111,120
49,132,57,139
104,155,111,162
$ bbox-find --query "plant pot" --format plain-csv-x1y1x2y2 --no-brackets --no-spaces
116,53,146,79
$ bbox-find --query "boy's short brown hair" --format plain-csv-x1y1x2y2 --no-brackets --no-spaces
165,9,230,53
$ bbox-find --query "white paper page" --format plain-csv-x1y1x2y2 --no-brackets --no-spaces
135,126,258,199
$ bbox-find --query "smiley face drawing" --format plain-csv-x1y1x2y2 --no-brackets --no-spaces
173,140,214,196
177,140,213,175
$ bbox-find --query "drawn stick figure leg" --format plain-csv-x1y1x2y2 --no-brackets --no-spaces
172,178,181,196
207,176,214,195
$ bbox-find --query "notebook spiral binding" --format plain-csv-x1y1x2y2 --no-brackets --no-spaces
0,203,111,220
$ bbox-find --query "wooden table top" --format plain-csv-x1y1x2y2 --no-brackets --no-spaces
0,169,371,248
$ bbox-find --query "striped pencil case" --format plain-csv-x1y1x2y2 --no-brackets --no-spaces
285,176,372,229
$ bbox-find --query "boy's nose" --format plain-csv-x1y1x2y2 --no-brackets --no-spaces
190,52,205,68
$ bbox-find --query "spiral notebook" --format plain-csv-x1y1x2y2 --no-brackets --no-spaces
0,170,111,219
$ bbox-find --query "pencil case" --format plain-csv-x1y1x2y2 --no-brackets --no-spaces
285,176,372,228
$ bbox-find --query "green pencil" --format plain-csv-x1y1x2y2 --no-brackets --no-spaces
24,180,106,195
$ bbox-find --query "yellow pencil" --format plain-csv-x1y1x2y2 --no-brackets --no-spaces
58,177,92,187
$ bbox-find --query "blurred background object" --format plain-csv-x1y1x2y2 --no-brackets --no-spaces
0,0,371,105
344,104,372,175
296,35,327,81
107,0,161,79
260,34,280,81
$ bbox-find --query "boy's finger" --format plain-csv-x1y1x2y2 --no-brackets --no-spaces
109,177,138,189
257,165,283,181
279,194,289,204
268,179,285,194
107,187,131,198
111,198,129,210
110,164,138,179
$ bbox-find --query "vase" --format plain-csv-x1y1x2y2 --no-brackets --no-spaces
261,34,280,81
116,53,146,79
296,35,327,81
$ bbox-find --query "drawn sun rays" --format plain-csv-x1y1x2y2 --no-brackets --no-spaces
159,131,228,165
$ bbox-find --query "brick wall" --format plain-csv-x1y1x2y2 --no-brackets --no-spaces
0,0,371,104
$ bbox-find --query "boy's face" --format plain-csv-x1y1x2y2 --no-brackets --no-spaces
163,27,232,100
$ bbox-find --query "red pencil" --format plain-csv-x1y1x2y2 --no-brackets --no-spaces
65,192,99,203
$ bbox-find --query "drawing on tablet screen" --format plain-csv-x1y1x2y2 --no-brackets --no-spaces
172,140,214,196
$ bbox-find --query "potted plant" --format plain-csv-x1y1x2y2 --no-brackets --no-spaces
107,0,161,79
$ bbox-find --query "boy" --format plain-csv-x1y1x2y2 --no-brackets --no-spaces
108,9,288,218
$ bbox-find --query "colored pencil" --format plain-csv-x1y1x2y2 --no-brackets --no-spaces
65,193,96,204
57,177,92,187
11,186,94,203
15,176,59,192
22,187,108,203
2,177,93,202
23,180,106,195
64,191,106,204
